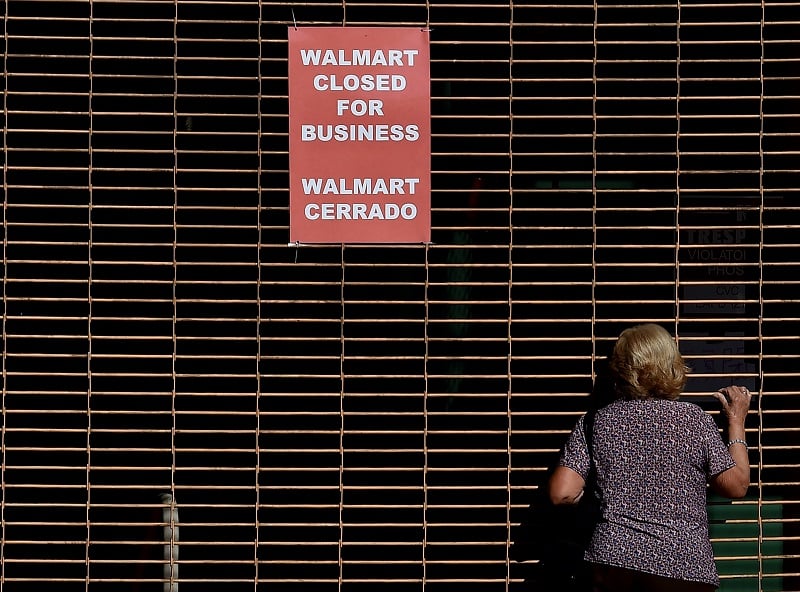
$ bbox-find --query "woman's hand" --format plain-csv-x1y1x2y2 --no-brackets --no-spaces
714,385,752,426
709,385,752,498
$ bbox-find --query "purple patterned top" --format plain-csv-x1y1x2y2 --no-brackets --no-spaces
559,398,735,586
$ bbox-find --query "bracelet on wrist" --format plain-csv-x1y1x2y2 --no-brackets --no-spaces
727,438,748,450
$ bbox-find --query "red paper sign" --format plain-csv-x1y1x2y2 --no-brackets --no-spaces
288,27,431,243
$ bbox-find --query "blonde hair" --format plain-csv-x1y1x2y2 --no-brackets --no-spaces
608,323,690,401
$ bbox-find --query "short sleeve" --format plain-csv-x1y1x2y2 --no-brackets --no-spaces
701,412,736,477
559,415,591,480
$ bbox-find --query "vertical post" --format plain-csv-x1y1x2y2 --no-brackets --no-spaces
160,493,179,592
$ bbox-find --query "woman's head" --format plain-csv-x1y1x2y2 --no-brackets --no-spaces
608,323,689,400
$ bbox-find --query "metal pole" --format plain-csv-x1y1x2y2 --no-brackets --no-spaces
160,493,179,592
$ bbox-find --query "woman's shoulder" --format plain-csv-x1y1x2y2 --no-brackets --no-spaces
659,399,720,427
671,398,704,410
597,397,709,418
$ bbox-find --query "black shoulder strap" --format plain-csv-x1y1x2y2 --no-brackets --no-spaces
582,409,597,483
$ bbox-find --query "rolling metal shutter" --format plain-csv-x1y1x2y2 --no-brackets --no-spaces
2,0,798,590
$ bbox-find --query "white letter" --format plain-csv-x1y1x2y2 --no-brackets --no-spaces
391,75,406,91
334,125,349,141
374,125,389,141
369,100,384,116
305,203,320,219
301,178,323,194
323,179,338,194
301,125,316,141
385,203,400,219
372,50,387,66
357,124,374,141
350,100,367,116
353,179,371,194
360,74,375,92
328,75,343,91
313,75,329,91
300,49,321,66
404,50,418,66
317,125,332,142
368,203,384,219
336,203,352,219
321,203,335,219
388,50,403,66
336,49,351,66
373,178,388,194
337,100,350,115
353,49,369,66
401,203,417,219
405,178,419,194
321,49,337,65
343,75,359,91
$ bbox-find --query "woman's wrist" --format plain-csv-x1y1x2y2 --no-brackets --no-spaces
726,423,746,442
726,418,746,431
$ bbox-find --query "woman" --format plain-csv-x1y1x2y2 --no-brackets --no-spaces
549,323,751,592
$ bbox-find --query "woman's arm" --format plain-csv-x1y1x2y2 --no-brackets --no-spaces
548,465,586,505
709,385,752,499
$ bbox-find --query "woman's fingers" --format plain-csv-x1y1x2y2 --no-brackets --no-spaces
718,386,752,422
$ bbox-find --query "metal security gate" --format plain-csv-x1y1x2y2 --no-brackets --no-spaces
2,1,799,590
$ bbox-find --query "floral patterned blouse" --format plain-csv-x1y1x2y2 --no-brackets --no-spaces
559,398,735,586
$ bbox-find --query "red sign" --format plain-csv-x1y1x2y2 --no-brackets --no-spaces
288,27,431,243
